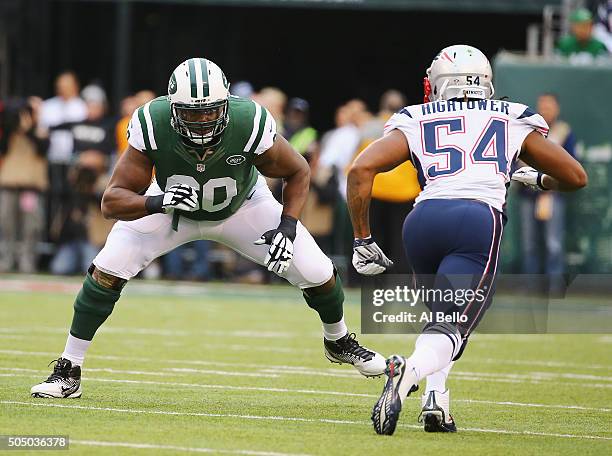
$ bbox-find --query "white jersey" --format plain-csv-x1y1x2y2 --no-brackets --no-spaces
385,99,549,211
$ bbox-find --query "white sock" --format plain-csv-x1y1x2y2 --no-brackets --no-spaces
405,332,458,382
426,361,454,392
61,333,92,366
322,316,347,341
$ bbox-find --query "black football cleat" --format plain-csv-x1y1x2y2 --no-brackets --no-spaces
371,355,419,435
419,390,457,432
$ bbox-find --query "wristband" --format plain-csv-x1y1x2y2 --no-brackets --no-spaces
278,215,298,242
353,236,374,248
536,173,549,191
145,195,165,214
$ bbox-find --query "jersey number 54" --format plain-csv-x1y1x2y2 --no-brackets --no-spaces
421,117,508,179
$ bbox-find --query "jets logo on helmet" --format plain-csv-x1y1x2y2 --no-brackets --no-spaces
168,57,230,148
424,44,494,103
168,74,177,95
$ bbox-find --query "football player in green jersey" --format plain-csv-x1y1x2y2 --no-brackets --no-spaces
31,58,386,398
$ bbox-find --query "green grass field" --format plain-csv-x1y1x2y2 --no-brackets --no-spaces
1,274,610,455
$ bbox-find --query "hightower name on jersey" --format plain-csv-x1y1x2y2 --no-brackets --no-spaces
421,99,510,116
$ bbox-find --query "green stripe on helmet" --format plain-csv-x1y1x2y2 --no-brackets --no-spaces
248,107,268,155
200,58,209,97
188,59,197,98
137,106,152,150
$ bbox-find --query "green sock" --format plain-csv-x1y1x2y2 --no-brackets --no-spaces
69,273,121,341
303,273,345,324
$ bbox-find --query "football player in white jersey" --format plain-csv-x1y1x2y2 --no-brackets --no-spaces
347,45,587,435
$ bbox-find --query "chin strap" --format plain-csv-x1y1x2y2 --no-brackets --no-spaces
172,211,180,231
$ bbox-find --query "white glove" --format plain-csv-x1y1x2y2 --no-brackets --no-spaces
352,237,394,275
512,167,547,191
162,183,199,213
254,215,297,275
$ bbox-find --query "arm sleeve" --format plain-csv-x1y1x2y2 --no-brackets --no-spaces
127,108,146,152
253,107,277,155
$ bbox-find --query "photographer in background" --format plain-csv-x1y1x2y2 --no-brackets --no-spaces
0,97,49,273
49,153,106,276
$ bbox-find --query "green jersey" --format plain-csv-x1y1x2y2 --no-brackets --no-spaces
128,96,277,221
556,35,608,58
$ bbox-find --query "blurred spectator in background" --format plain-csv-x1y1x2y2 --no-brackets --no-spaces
319,99,369,199
271,97,318,202
284,97,317,156
556,8,608,61
115,95,138,155
519,93,576,292
300,141,339,254
38,71,87,220
115,90,155,156
593,0,612,52
354,90,420,273
0,98,49,273
49,152,107,275
230,81,254,99
71,84,114,157
163,241,211,281
253,87,287,135
317,99,370,281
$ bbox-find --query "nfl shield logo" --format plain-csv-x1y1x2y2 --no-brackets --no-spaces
196,163,205,172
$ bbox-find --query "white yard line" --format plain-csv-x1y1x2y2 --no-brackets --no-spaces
0,326,293,339
0,372,374,399
71,439,311,456
457,399,611,412
2,349,612,388
1,372,609,413
463,357,612,371
2,401,610,441
0,367,279,379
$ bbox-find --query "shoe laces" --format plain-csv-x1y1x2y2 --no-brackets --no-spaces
46,358,71,382
338,333,374,360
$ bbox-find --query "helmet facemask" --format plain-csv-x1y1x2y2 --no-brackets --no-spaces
167,58,231,152
171,99,229,148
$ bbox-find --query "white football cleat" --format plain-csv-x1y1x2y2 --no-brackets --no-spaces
419,389,457,432
31,358,82,398
324,333,386,377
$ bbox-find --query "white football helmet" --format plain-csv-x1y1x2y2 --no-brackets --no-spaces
424,45,494,103
168,58,230,146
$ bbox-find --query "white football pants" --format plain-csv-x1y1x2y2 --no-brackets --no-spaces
93,176,334,289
